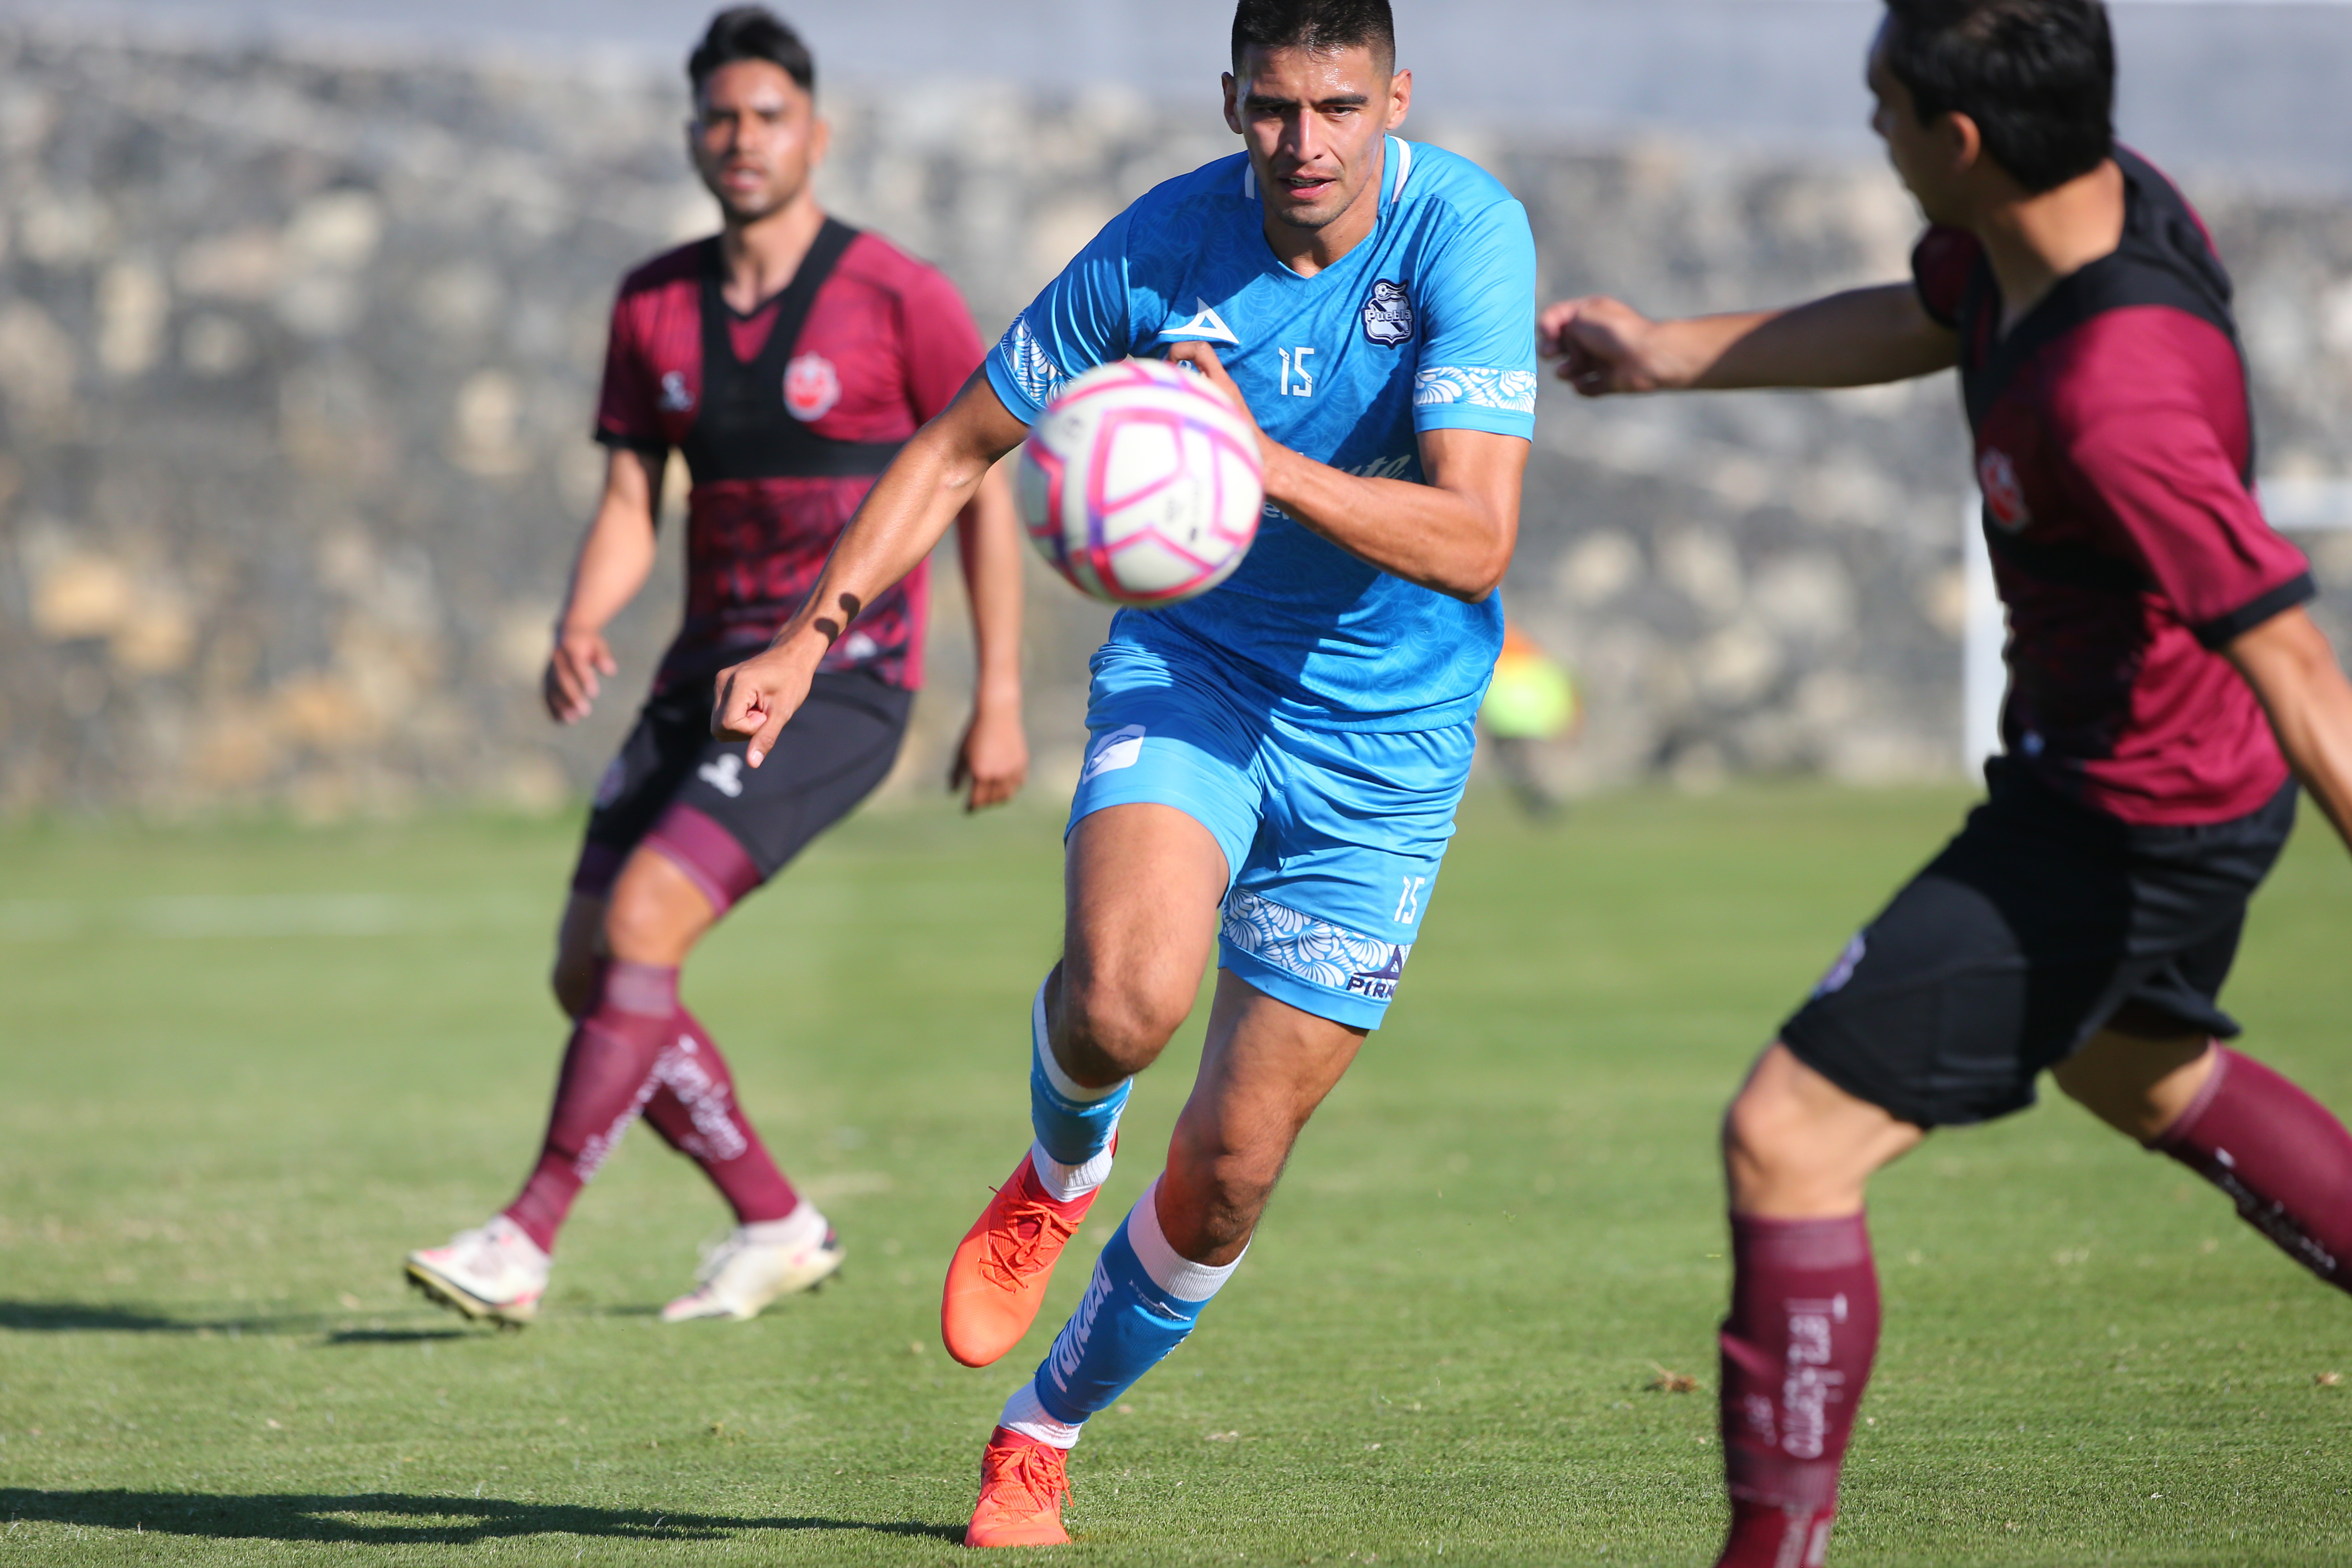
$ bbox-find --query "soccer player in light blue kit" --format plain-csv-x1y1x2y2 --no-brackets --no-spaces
714,0,1535,1543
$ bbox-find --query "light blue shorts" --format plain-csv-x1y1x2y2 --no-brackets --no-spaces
1067,637,1474,1030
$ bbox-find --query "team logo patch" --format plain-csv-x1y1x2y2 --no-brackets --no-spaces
1080,724,1147,784
1979,448,2031,531
1157,298,1241,346
592,755,629,809
697,753,746,799
658,371,695,413
1361,279,1415,346
1812,932,1867,999
784,353,841,422
1345,946,1409,1001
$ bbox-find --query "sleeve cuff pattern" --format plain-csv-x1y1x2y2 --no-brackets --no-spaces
1412,366,1537,415
994,313,1066,413
2193,571,2317,649
594,428,668,456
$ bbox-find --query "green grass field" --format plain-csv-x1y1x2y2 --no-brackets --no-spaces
2,784,2348,1565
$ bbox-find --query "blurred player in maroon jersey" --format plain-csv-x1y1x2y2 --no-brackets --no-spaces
1543,1,2352,1561
405,6,1028,1328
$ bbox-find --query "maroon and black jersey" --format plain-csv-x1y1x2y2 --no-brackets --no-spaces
595,222,986,692
1913,149,2314,826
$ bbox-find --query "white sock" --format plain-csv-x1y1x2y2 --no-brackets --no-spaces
1125,1175,1244,1302
1031,1138,1115,1204
740,1200,826,1250
1034,978,1126,1104
998,1377,1085,1450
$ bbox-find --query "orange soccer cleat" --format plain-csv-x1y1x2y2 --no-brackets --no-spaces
941,1144,1110,1368
964,1426,1072,1548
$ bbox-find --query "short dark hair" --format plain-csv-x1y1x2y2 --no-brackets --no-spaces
689,6,815,99
1882,0,2113,193
1230,0,1396,73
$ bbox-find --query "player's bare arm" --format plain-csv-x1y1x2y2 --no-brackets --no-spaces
949,459,1030,811
2228,606,2352,848
1540,284,1956,397
544,447,663,724
1165,339,1522,600
712,372,1028,764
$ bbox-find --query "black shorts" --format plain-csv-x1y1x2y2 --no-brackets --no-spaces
1781,759,2297,1128
569,669,912,915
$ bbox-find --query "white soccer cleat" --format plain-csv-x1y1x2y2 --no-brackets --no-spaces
404,1215,549,1328
659,1208,844,1323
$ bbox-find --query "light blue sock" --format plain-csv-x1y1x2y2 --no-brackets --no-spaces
1025,1177,1243,1432
1029,975,1130,1168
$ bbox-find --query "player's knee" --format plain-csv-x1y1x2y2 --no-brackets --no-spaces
550,954,598,1021
1721,1077,1814,1186
1057,971,1187,1079
549,924,603,1020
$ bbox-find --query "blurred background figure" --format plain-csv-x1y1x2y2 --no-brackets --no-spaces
1479,621,1579,816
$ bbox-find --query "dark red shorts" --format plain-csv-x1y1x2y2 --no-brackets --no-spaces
570,669,911,916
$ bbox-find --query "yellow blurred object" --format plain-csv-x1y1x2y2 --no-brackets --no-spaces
1481,622,1579,741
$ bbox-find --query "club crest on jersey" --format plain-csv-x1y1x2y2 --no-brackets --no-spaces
784,353,841,422
1979,448,2031,531
1157,298,1240,346
659,371,695,413
1361,279,1414,346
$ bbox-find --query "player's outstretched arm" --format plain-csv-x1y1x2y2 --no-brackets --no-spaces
1539,284,1956,397
2227,607,2352,851
949,457,1029,811
545,447,663,724
712,372,1030,766
1165,341,1522,603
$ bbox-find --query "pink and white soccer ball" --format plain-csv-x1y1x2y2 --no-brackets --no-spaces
1016,358,1264,606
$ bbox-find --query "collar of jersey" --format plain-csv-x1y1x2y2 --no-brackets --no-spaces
1240,136,1413,280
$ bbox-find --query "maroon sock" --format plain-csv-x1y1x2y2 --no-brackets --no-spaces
639,1008,801,1225
2159,1046,2352,1290
502,960,679,1252
1715,1212,1879,1568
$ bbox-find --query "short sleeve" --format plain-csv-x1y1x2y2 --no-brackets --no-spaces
2063,374,2313,649
984,208,1137,423
1911,225,1980,331
592,289,667,454
1409,199,1539,441
896,266,988,424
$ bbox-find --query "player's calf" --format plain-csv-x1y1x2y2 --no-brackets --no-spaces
1715,1213,1881,1568
1161,1096,1292,1263
2146,1045,2352,1292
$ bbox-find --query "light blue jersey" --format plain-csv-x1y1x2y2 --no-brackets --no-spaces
985,137,1539,733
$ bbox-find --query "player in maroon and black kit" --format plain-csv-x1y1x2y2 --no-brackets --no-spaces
1543,2,2352,1561
404,6,1028,1327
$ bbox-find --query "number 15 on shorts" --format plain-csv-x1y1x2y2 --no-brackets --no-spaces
1395,875,1426,926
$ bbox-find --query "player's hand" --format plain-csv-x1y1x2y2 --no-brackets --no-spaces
544,624,618,725
1539,295,1681,396
1160,342,1272,462
950,696,1029,813
710,638,819,768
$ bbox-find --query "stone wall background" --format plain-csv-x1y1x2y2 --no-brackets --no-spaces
3,28,2348,817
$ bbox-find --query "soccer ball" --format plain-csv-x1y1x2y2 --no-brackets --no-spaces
1016,358,1264,606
